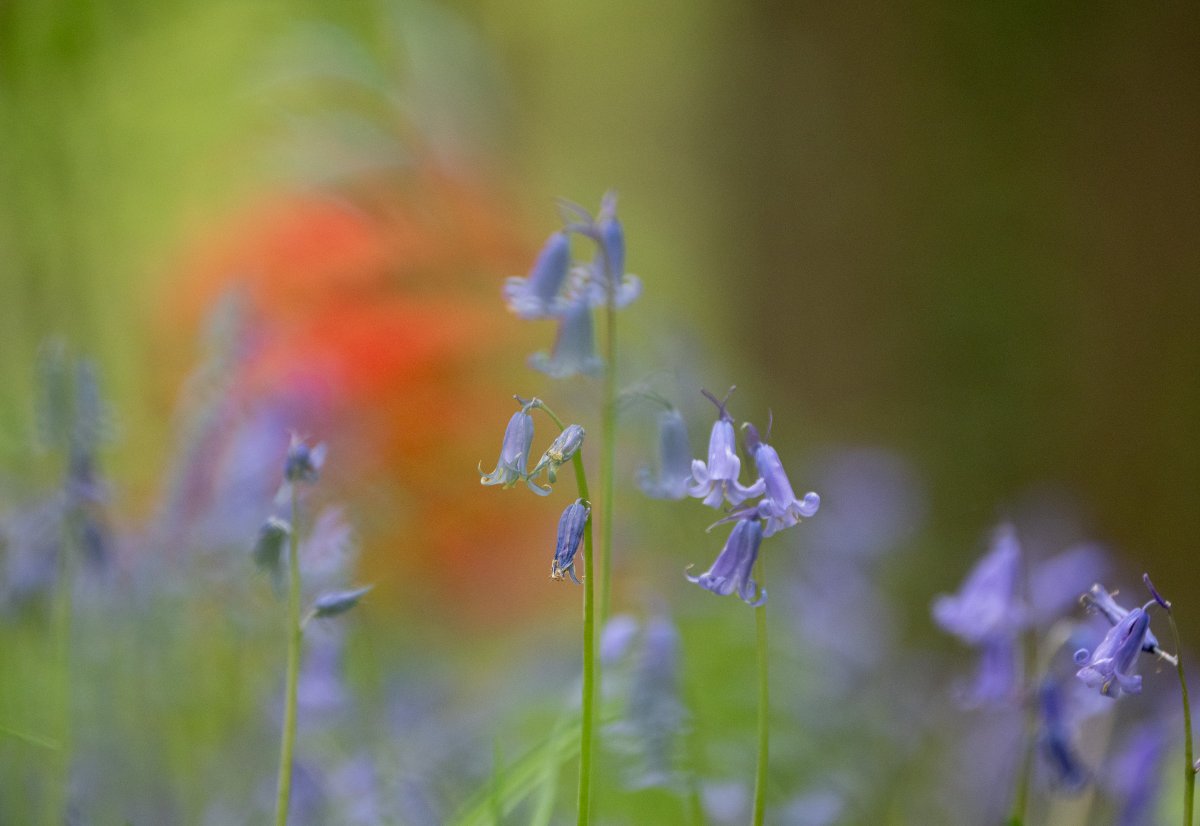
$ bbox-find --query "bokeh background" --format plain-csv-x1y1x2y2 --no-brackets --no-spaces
0,1,1197,823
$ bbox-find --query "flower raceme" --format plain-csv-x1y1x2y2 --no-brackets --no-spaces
689,389,765,509
551,499,590,584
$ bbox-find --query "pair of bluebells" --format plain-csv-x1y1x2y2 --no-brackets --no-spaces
681,389,820,606
253,434,372,618
1073,576,1173,700
502,192,640,379
478,397,589,583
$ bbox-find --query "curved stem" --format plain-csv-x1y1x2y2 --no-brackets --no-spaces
1165,610,1194,826
273,489,303,826
571,452,596,826
752,556,769,826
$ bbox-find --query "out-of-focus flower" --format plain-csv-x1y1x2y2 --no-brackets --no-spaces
687,509,766,606
1036,678,1090,792
285,433,327,484
502,231,571,319
741,422,819,537
581,192,641,309
528,295,604,379
1107,723,1168,826
254,516,291,583
527,423,585,492
478,405,535,490
1074,604,1152,698
932,524,1023,645
689,389,764,509
312,585,373,618
636,408,692,500
551,499,590,584
1081,584,1172,662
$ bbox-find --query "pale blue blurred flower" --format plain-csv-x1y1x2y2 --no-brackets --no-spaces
636,408,693,500
1036,678,1090,792
932,524,1023,645
503,230,571,319
528,295,604,379
581,191,641,309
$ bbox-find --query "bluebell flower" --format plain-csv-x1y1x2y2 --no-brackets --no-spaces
581,192,641,309
636,408,693,500
687,510,766,606
479,403,536,489
312,585,373,618
741,422,819,536
527,423,585,492
503,231,571,319
285,433,327,484
955,635,1020,706
528,295,604,379
1074,603,1152,698
254,516,291,586
1036,679,1090,792
688,389,765,509
932,524,1023,644
551,499,590,584
1081,583,1172,662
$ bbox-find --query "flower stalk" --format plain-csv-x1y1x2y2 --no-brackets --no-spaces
752,554,769,826
273,487,303,826
1144,574,1194,826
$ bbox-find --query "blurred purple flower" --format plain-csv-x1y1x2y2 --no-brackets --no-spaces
528,295,604,379
582,192,641,309
478,404,535,490
1074,604,1152,698
503,231,571,319
742,422,819,537
932,524,1023,645
1107,723,1168,826
636,408,693,500
687,510,766,606
285,433,327,484
689,389,764,509
551,499,590,584
1036,678,1090,792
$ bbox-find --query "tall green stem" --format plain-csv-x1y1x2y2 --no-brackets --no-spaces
1164,609,1194,826
49,511,75,826
273,489,303,826
599,261,617,627
529,399,597,826
752,556,769,826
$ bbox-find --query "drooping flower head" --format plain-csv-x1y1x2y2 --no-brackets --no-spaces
687,506,766,606
527,423,585,492
932,524,1024,645
741,421,819,536
285,433,327,484
551,499,590,584
637,408,693,501
528,295,604,379
689,388,765,509
1081,583,1172,663
503,231,571,319
1074,603,1153,698
479,400,536,489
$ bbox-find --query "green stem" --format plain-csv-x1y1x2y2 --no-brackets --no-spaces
1164,609,1194,826
599,296,616,627
49,509,76,826
752,556,768,826
273,489,303,826
571,451,596,826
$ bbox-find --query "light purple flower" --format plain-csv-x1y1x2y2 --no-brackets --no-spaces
528,296,604,379
503,231,571,319
688,389,764,509
637,408,693,500
551,499,590,584
1037,678,1090,792
932,524,1023,645
1074,604,1152,698
742,422,819,536
687,512,766,606
478,405,535,490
